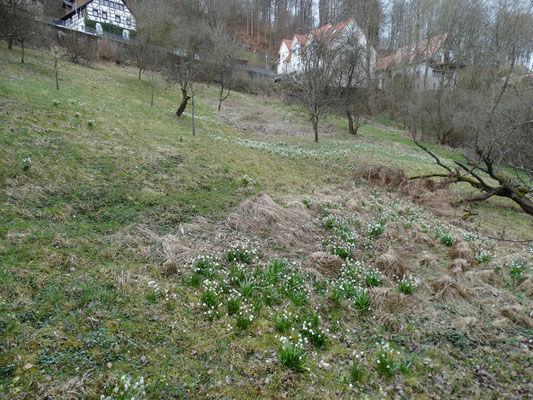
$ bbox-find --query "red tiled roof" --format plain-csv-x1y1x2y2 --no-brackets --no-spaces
376,33,449,71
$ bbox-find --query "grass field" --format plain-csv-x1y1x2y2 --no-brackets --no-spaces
1,44,532,399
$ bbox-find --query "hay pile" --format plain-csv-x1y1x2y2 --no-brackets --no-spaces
517,277,533,297
431,276,469,302
453,317,495,344
375,247,406,279
370,287,411,332
419,251,438,268
306,252,344,277
448,258,471,274
448,241,475,265
227,194,320,254
359,166,409,189
465,269,502,288
500,307,533,329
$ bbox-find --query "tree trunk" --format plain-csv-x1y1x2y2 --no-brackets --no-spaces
346,110,354,135
176,87,190,117
21,39,24,64
191,91,196,136
8,38,13,50
55,58,59,90
312,117,319,143
150,72,155,107
138,67,143,80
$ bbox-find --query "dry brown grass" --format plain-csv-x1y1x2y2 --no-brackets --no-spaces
375,247,406,279
448,241,475,265
370,286,411,332
306,252,344,277
499,306,533,329
227,194,321,255
431,276,469,302
453,317,495,344
517,277,533,297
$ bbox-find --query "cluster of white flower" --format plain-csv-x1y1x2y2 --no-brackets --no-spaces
301,319,328,346
367,222,385,238
147,280,160,294
352,349,365,360
278,335,305,349
376,341,402,375
396,274,419,295
100,375,146,400
475,249,493,263
235,301,255,328
20,157,32,171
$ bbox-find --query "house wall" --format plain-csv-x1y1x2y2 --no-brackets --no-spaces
62,0,136,33
86,0,136,31
277,43,289,75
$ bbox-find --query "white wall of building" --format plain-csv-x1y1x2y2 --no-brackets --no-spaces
62,0,136,33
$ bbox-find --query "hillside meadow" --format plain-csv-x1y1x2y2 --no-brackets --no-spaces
0,45,532,399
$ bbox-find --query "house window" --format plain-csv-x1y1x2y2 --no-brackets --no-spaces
126,18,131,26
432,69,441,78
93,9,99,17
102,11,107,20
115,15,121,23
100,0,109,5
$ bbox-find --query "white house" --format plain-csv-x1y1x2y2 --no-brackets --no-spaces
60,0,136,37
276,18,376,82
277,38,292,75
376,33,453,90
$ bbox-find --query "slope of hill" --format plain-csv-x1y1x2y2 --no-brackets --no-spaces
0,45,532,399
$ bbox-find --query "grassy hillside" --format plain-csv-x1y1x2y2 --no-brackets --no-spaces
0,44,532,399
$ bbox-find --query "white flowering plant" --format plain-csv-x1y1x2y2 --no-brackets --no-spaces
278,335,307,371
20,157,32,172
100,375,146,400
397,274,419,295
475,249,493,264
375,342,400,377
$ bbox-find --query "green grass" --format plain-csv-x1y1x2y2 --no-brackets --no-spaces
1,44,532,399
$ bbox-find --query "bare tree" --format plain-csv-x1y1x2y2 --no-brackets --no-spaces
207,27,241,111
0,0,43,63
166,20,213,135
289,30,342,143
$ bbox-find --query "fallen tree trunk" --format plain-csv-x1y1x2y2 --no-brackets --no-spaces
411,141,533,217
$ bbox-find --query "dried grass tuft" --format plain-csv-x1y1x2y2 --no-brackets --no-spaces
465,269,502,288
448,241,475,265
517,277,533,297
500,306,532,329
431,276,469,302
375,247,406,279
359,166,409,189
370,287,411,331
306,252,344,277
448,258,471,273
227,193,319,254
453,317,495,344
419,251,438,268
